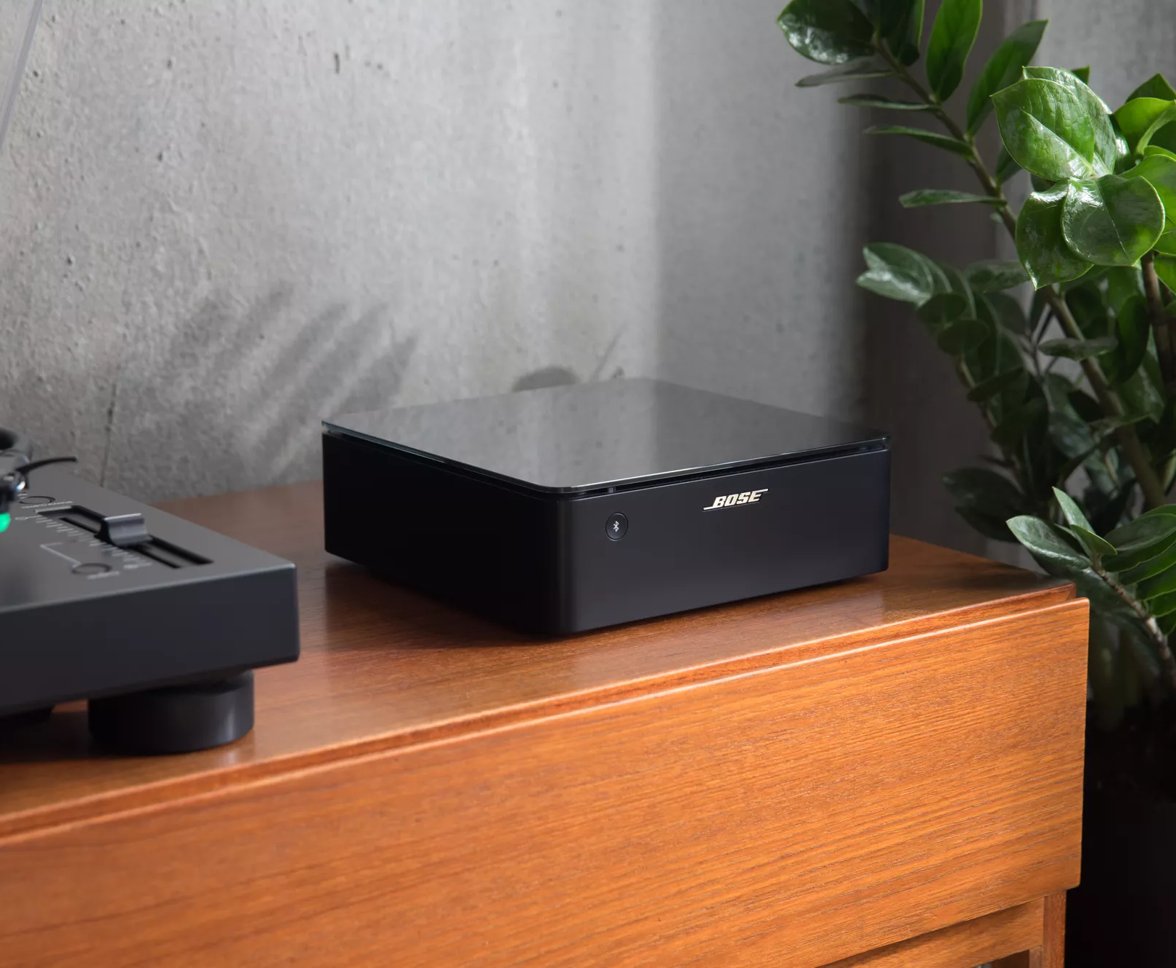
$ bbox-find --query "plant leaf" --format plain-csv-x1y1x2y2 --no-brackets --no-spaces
1061,174,1164,267
1106,294,1149,385
857,242,942,304
993,78,1105,181
778,0,876,65
1007,515,1090,570
877,0,926,65
925,0,982,102
1114,98,1174,153
1136,104,1176,155
995,145,1021,184
965,259,1028,292
899,189,1002,207
1119,533,1176,584
916,291,970,330
936,317,988,353
966,368,1023,401
1039,336,1117,359
1053,486,1094,531
838,93,928,108
1122,153,1176,226
982,292,1028,334
1128,73,1176,103
866,124,972,154
797,57,892,87
1022,66,1120,172
966,19,1047,134
943,467,1024,516
1015,184,1093,288
1154,254,1176,293
1107,507,1176,568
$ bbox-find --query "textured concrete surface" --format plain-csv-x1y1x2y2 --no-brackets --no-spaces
0,0,868,504
2,1,1157,553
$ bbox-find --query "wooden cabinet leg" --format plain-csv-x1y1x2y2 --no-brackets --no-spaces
993,892,1065,968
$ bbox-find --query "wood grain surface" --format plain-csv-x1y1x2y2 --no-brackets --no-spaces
0,481,1088,966
828,899,1044,967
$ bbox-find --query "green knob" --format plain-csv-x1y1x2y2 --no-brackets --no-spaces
0,512,10,533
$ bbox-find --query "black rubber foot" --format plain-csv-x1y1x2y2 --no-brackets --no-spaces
88,671,254,754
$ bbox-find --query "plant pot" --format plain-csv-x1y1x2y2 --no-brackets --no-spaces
1067,721,1176,967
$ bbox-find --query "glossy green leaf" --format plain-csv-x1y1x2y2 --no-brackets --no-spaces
1118,364,1165,422
982,292,1027,334
1119,533,1176,584
1114,98,1173,152
1106,509,1176,569
991,396,1046,448
925,0,982,101
878,0,925,65
1123,153,1176,222
916,291,970,331
1053,487,1093,530
1107,294,1149,385
1128,74,1176,103
943,467,1024,519
1154,227,1176,256
1138,566,1176,603
966,367,1023,401
1154,254,1176,293
778,0,875,64
1023,66,1120,171
1061,174,1164,266
965,260,1029,292
1039,336,1116,359
899,189,1001,207
966,19,1047,134
838,93,927,109
995,145,1021,184
1136,104,1176,155
1105,266,1144,314
857,242,942,304
936,316,988,353
1068,525,1117,560
993,78,1104,181
797,57,891,87
1146,590,1176,618
1015,185,1093,288
1007,515,1090,570
866,124,972,154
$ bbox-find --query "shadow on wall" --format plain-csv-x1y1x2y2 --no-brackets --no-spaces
101,284,417,501
511,331,625,392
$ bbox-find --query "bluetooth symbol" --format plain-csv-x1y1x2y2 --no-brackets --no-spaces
605,512,628,541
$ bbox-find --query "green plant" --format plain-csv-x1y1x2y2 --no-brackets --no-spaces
777,0,1176,726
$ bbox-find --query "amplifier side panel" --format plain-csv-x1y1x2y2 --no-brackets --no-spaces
322,433,562,633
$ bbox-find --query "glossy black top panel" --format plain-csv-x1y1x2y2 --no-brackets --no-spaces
324,379,888,494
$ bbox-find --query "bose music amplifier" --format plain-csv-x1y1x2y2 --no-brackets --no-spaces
322,379,890,634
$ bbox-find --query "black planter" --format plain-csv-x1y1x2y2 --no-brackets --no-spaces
1067,774,1176,966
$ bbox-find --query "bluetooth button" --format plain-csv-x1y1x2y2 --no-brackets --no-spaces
605,512,628,541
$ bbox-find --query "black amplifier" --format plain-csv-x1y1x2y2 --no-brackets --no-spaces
323,379,889,635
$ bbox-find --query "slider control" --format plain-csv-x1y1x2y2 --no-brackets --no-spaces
99,512,151,548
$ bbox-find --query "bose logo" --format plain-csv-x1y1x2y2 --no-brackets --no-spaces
703,489,768,511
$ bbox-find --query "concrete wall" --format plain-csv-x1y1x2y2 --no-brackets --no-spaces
0,0,870,504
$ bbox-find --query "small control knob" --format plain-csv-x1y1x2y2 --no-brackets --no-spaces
98,512,150,548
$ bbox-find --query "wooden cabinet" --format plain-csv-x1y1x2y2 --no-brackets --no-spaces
0,482,1085,966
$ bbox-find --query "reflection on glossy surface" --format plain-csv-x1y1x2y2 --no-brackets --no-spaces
326,378,887,492
0,481,1071,836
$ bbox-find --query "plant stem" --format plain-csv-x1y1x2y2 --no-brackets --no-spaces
1095,563,1176,694
876,43,1170,510
1143,253,1176,396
